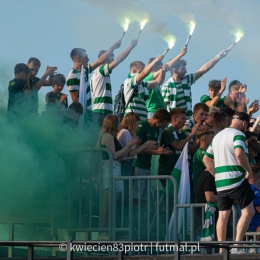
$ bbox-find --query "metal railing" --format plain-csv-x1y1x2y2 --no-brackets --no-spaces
112,175,178,242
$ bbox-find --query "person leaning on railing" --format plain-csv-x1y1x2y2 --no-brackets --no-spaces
98,114,138,240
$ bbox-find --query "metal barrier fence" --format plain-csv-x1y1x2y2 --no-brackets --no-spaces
112,175,178,242
1,240,260,260
1,147,259,258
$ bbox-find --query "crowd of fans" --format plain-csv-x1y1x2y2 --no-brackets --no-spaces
6,39,260,252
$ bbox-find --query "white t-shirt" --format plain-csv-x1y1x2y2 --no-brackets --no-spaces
117,128,137,160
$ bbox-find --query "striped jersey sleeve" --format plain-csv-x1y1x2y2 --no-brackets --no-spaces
161,80,171,102
99,64,111,77
185,73,196,86
205,143,214,159
233,134,246,151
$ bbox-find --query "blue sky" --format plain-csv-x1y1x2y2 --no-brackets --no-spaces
0,0,259,117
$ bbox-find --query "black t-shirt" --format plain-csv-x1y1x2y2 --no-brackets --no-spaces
196,171,217,203
45,91,68,108
8,78,27,113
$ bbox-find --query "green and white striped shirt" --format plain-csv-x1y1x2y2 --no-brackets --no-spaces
91,64,113,115
162,74,196,118
205,127,248,192
123,73,150,121
66,65,92,110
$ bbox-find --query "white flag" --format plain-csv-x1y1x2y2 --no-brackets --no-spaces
78,65,86,127
167,142,190,240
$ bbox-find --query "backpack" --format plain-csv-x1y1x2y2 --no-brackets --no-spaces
114,83,139,122
114,84,125,122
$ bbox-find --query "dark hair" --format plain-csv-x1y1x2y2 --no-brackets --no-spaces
248,139,260,153
153,109,171,122
98,50,107,58
251,164,260,176
27,57,41,67
171,59,187,70
208,80,221,89
70,48,87,59
14,63,30,75
130,61,145,70
213,111,228,126
220,106,236,117
68,102,83,115
170,108,186,117
147,57,156,65
53,73,66,86
193,103,209,113
228,80,241,90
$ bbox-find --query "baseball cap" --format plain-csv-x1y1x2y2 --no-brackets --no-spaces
232,112,250,125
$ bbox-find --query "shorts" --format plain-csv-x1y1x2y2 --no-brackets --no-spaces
133,167,151,200
101,160,122,192
217,179,255,211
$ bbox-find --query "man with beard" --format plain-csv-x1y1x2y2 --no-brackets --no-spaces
162,50,229,119
203,112,255,254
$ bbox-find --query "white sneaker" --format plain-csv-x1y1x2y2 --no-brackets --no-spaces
230,248,246,254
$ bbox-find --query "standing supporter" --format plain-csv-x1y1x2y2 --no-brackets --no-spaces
248,164,260,234
67,41,121,121
123,57,168,121
91,40,138,126
7,63,31,121
133,109,172,200
98,115,138,240
182,103,209,198
117,112,157,208
45,74,68,108
200,77,227,108
212,111,229,134
27,58,57,117
117,112,157,178
193,126,215,195
224,83,248,113
145,47,187,118
158,108,200,187
205,106,219,128
162,50,229,118
203,112,255,254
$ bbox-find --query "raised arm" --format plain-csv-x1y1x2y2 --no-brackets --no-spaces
136,55,163,83
250,115,260,132
206,77,227,106
195,50,229,81
152,47,187,80
171,123,200,151
147,64,169,90
91,41,121,71
33,66,57,90
109,40,137,71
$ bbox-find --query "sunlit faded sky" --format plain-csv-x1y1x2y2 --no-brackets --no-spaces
0,0,259,116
